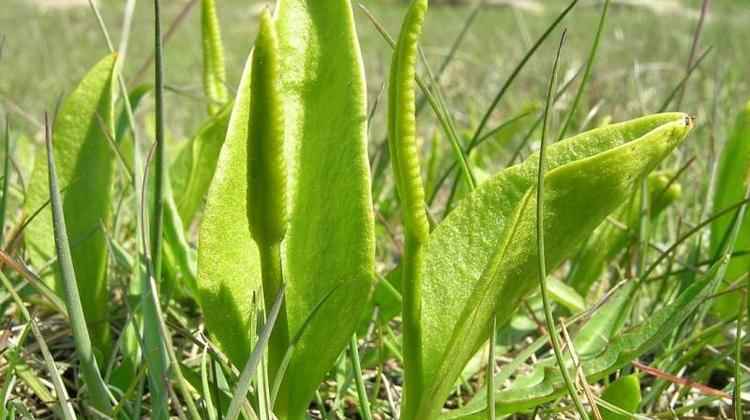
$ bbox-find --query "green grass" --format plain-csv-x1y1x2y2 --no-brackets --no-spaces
3,1,748,137
1,0,750,419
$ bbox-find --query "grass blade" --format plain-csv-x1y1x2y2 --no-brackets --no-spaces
467,0,577,149
674,0,710,110
350,333,373,420
152,0,167,286
44,113,113,415
226,285,285,420
0,118,9,244
657,46,712,113
535,29,589,420
556,0,610,141
0,273,76,420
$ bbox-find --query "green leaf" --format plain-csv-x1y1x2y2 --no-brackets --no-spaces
197,2,375,418
413,113,693,419
600,374,641,420
441,242,727,419
170,105,231,224
568,170,682,296
546,277,585,313
711,100,750,320
24,54,118,359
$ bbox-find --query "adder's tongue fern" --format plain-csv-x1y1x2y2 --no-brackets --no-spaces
246,8,290,381
387,0,429,419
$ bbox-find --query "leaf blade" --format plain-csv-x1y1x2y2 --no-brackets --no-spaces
416,114,693,419
24,54,118,359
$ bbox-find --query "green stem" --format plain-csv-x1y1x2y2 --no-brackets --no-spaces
259,243,289,383
402,236,425,420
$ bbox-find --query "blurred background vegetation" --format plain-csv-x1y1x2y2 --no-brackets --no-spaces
2,0,749,144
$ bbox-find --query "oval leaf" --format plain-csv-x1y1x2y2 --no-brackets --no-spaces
413,113,692,419
197,2,375,418
24,54,118,358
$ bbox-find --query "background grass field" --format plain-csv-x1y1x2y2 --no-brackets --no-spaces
3,0,749,137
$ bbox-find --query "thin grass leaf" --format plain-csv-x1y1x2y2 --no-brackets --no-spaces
0,118,9,243
467,0,578,151
0,273,75,420
141,3,173,418
657,46,713,113
674,0,710,110
350,334,373,420
556,0,610,141
226,286,285,420
535,28,589,420
151,0,167,286
4,347,59,416
44,113,113,416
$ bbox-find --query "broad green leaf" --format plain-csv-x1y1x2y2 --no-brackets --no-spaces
201,0,228,115
711,100,750,320
441,244,726,419
197,46,260,384
600,374,641,420
24,54,117,359
413,113,693,419
545,277,585,313
170,105,231,224
568,170,682,296
197,2,375,419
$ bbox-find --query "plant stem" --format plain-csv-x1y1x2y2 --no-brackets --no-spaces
259,243,289,382
402,236,425,419
535,30,590,420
